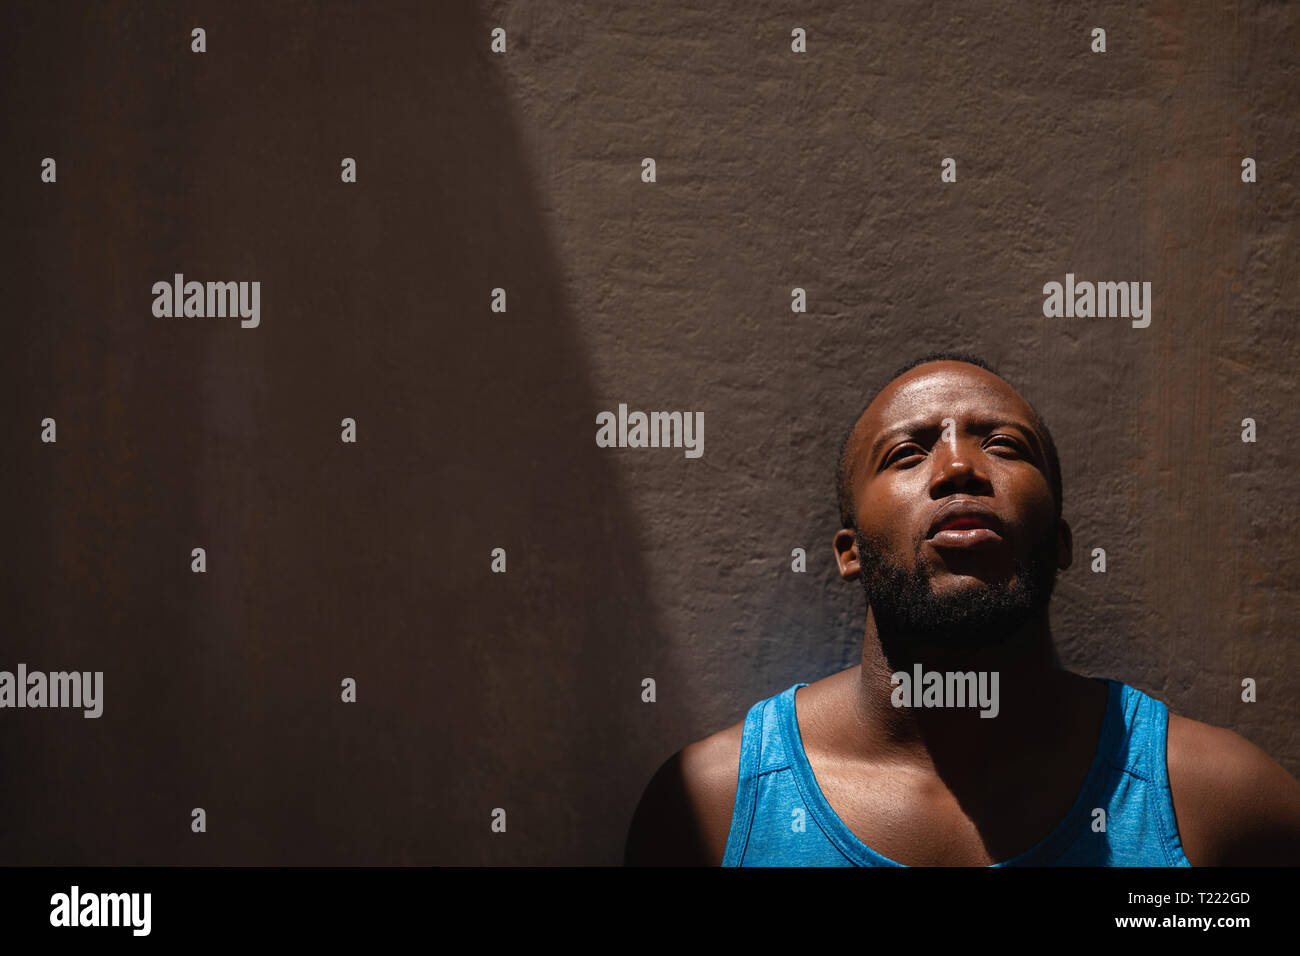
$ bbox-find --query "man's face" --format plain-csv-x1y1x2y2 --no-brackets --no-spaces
839,361,1070,651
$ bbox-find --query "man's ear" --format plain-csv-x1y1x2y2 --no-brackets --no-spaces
1055,517,1073,570
833,528,861,580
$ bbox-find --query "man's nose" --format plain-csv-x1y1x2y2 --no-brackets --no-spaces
929,440,989,496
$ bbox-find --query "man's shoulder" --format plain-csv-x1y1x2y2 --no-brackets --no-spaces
624,718,747,866
624,675,843,866
1164,709,1300,865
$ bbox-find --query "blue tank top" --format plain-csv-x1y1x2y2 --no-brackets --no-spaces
722,678,1191,866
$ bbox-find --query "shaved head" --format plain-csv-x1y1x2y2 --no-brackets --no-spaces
830,352,1069,652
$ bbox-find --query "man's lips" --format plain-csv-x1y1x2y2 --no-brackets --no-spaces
929,526,1003,548
926,502,1005,548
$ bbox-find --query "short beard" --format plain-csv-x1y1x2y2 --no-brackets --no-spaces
855,523,1059,658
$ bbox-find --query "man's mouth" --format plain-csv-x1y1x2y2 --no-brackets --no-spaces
926,504,1005,549
929,524,1003,548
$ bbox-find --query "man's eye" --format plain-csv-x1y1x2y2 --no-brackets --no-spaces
886,444,924,466
987,437,1024,455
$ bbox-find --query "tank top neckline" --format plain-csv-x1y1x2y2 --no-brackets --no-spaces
777,676,1123,867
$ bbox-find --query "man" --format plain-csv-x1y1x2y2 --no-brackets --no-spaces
625,352,1300,866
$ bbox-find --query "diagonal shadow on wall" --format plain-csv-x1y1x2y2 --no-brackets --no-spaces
0,0,697,865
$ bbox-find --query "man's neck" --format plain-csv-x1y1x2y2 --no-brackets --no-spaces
846,608,1086,782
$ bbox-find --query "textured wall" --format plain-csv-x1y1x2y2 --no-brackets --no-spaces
1,1,1296,866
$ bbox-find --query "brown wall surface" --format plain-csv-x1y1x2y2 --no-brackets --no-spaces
1,1,1296,865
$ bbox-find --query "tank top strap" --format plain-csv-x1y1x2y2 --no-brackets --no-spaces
721,683,805,865
1107,680,1189,865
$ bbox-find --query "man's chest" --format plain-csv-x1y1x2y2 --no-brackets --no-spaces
805,755,1080,866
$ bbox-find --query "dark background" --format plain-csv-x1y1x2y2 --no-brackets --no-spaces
2,1,1296,865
